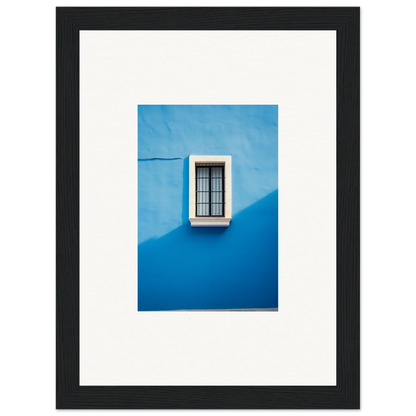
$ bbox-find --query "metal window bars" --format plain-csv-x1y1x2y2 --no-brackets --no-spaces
195,164,225,217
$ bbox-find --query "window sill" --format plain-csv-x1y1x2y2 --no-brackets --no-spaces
189,217,231,227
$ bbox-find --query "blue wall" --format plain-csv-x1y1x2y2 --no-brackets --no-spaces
138,105,278,310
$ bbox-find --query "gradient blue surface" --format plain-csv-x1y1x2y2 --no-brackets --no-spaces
138,105,278,310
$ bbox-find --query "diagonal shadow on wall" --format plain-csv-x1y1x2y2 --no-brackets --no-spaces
138,189,278,311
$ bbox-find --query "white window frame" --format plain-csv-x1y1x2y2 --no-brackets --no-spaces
189,155,232,227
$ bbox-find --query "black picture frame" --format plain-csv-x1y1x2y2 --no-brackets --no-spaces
57,7,359,409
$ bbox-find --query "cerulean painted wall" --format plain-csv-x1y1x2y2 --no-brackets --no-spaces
138,105,278,310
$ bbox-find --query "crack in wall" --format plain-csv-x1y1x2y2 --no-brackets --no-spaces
138,157,183,161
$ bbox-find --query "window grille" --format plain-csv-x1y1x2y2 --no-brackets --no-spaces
196,164,224,217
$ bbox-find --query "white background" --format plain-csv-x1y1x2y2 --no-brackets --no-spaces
80,30,336,386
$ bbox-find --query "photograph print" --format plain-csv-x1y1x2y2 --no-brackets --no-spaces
138,105,278,311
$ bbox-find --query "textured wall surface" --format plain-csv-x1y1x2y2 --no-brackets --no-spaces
138,105,278,310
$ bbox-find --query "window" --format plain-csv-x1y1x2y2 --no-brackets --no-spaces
196,164,224,217
189,156,232,227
